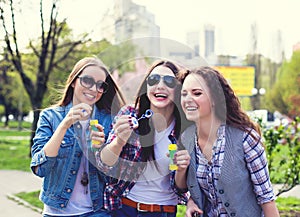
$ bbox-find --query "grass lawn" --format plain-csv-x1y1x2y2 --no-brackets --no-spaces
1,122,300,216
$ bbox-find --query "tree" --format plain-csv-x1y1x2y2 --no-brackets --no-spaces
0,51,13,127
97,39,136,75
0,0,87,152
267,51,300,117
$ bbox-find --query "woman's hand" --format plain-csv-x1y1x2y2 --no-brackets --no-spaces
98,115,136,166
90,124,105,149
174,149,191,171
63,103,92,128
185,198,203,217
113,115,136,147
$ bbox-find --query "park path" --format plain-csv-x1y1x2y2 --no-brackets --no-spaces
0,170,42,217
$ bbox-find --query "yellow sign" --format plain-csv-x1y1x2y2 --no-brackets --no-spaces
214,66,255,96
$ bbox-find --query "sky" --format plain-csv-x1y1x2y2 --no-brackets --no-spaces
4,0,300,61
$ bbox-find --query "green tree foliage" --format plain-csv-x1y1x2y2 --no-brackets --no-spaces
267,51,300,117
262,117,300,196
98,40,136,75
43,39,136,107
0,0,89,151
3,72,31,115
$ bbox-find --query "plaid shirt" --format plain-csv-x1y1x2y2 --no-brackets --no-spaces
95,105,188,211
196,125,275,216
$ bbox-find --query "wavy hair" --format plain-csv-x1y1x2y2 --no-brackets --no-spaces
178,66,260,135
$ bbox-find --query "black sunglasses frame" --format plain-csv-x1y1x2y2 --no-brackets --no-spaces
78,75,109,93
146,74,177,88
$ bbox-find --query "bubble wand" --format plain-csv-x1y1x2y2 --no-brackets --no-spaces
131,109,153,128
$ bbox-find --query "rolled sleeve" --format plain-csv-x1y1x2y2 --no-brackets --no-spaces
95,149,117,174
30,148,57,177
170,171,189,205
244,130,276,204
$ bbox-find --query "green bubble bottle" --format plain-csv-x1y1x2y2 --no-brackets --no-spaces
90,119,99,152
169,144,178,170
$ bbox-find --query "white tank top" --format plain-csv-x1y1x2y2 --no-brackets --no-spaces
43,120,93,215
127,120,178,205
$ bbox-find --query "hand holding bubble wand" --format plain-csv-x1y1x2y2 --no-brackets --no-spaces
131,109,154,128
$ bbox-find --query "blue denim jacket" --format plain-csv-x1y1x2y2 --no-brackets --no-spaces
30,102,113,211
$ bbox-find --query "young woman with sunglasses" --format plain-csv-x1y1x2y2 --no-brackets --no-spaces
178,67,279,217
30,56,125,217
93,60,192,217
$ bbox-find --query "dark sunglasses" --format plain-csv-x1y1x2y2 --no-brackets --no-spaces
78,75,109,93
146,74,177,88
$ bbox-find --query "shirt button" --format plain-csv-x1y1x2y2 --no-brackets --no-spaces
72,170,76,174
219,189,224,194
225,202,230,207
67,189,72,193
60,204,65,208
62,140,65,144
230,213,236,216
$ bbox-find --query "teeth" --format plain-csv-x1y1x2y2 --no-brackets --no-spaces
84,93,95,99
154,93,167,98
186,106,198,111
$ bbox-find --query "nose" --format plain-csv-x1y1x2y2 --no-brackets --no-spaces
182,93,193,102
90,83,97,92
156,77,165,88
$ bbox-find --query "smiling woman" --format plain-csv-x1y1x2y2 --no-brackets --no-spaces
30,56,125,217
178,66,280,217
93,59,192,217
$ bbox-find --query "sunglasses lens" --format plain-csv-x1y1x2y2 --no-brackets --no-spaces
96,81,109,93
163,75,177,88
147,74,160,86
80,76,94,88
79,76,108,93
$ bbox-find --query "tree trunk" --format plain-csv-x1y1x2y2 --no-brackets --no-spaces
29,109,40,157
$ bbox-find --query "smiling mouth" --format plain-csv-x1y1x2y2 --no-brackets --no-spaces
84,93,96,100
186,106,198,111
154,93,167,98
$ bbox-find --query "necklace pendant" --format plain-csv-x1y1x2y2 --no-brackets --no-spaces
81,172,89,186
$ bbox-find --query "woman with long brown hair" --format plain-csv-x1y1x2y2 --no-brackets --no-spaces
179,66,279,217
31,56,125,217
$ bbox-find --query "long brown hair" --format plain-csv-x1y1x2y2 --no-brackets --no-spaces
179,66,260,134
55,56,125,115
134,59,192,162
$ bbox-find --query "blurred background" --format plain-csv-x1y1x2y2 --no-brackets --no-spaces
0,0,299,216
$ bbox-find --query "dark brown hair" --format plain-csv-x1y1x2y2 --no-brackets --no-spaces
178,66,260,134
134,59,192,162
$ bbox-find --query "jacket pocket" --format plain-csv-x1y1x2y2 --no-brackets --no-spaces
58,137,75,158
